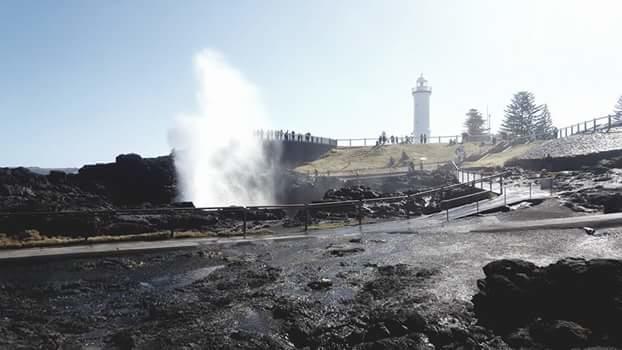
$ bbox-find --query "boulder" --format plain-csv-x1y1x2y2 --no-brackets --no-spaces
473,258,622,347
530,319,591,350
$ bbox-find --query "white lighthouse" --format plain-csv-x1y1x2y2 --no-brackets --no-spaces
412,74,432,143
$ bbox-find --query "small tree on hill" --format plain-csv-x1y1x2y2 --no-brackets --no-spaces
535,104,555,139
501,91,542,138
464,108,485,136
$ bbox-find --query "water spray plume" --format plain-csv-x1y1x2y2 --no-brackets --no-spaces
168,49,276,207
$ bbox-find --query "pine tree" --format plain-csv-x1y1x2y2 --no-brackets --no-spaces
501,91,542,138
464,108,485,136
535,104,555,139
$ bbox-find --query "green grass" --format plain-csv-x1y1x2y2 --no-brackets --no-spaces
295,143,494,174
462,141,544,168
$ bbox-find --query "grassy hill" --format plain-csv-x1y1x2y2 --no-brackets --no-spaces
461,141,545,168
294,143,493,174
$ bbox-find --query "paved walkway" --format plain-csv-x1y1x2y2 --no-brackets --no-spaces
472,212,622,232
0,233,324,262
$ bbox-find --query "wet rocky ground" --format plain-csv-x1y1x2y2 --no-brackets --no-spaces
2,199,622,349
553,167,622,214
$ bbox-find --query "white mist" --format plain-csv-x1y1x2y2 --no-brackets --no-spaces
168,49,276,207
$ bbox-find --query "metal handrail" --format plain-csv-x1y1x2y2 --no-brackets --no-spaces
336,134,464,147
556,114,621,138
440,191,491,209
0,172,509,218
0,169,513,243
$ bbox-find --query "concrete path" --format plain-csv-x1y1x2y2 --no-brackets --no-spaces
472,212,622,232
0,233,324,262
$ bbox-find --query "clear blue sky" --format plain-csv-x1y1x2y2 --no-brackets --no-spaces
2,0,621,167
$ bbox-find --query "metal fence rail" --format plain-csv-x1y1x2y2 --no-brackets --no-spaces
557,114,621,138
337,135,463,147
335,114,621,149
0,171,511,239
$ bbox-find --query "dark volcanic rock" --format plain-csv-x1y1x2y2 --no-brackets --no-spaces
110,329,136,350
77,153,176,206
0,167,112,212
326,246,365,257
603,192,622,213
530,319,591,350
473,257,622,348
324,186,383,201
315,178,485,220
307,278,333,290
0,154,176,213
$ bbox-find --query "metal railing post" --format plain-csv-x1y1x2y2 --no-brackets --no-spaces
489,180,492,192
593,119,597,132
529,182,532,200
500,176,504,195
446,206,449,221
357,199,363,226
609,116,612,131
304,203,309,232
504,190,507,206
168,210,175,238
243,207,247,238
90,213,97,241
476,200,479,214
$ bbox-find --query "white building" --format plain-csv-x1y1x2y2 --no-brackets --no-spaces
412,75,432,143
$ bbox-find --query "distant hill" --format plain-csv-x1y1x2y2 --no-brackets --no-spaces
26,167,79,175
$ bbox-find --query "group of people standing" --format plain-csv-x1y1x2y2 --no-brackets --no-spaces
254,129,318,143
377,132,428,145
